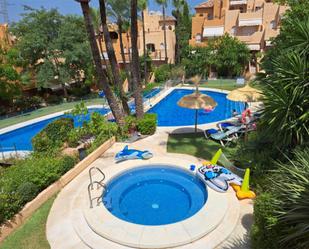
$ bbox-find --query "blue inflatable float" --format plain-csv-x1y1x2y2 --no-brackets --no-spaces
115,145,153,162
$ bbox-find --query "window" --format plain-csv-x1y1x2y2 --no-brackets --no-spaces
208,14,213,20
168,25,172,30
199,13,203,17
109,32,118,40
270,20,276,29
146,43,155,52
195,33,202,43
230,26,236,36
160,43,165,50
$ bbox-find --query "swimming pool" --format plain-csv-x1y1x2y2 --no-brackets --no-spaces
147,89,244,126
103,165,207,225
0,88,162,152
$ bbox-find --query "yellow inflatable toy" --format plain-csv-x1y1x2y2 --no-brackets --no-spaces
236,168,256,200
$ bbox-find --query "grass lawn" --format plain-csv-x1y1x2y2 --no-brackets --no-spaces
167,132,237,161
0,98,105,130
0,195,56,249
200,79,242,91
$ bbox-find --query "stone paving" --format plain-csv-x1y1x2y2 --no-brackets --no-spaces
46,131,253,249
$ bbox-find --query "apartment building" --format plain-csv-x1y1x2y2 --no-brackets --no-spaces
190,0,288,53
98,9,176,67
0,24,14,49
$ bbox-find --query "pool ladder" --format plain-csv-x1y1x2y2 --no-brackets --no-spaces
88,167,106,208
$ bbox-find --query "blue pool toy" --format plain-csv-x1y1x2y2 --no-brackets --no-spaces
115,145,153,162
190,165,196,171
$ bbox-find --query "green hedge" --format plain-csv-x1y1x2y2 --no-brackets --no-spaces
0,154,77,224
137,113,157,135
154,64,170,83
32,117,74,152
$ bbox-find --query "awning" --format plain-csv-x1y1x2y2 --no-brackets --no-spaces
239,19,262,26
203,26,224,37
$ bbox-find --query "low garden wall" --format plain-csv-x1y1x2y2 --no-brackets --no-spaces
0,136,115,242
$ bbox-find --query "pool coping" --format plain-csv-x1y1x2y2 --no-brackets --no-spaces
73,156,230,248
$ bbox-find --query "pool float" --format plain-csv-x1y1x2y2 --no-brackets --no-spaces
197,163,242,193
115,145,153,162
241,109,251,124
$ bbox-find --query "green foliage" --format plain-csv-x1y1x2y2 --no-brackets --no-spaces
10,8,94,94
32,117,74,152
270,149,309,248
182,46,211,78
45,95,63,104
251,193,281,249
258,18,309,149
209,34,250,77
0,48,21,103
137,113,157,135
154,64,170,82
139,53,152,80
0,154,76,224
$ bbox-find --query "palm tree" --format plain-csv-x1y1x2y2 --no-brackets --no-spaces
130,0,144,118
156,0,168,63
138,0,148,83
76,0,126,126
89,7,111,83
98,0,131,115
106,0,133,92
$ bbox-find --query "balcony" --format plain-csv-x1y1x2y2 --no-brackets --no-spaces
203,19,225,38
238,10,263,26
229,0,248,6
237,31,264,50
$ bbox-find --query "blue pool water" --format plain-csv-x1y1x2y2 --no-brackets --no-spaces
103,165,208,225
147,89,244,126
0,88,162,152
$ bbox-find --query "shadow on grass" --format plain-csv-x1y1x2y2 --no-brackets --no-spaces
167,132,236,160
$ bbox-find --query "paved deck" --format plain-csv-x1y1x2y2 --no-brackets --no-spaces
46,131,253,249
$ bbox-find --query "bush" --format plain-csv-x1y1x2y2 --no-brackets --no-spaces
251,193,281,249
137,113,157,135
45,95,63,105
32,117,74,152
169,66,185,80
69,85,90,97
0,154,77,224
154,64,170,83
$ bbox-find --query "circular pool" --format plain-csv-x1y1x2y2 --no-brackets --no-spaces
103,165,207,225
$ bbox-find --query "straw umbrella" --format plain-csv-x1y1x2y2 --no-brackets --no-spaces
227,85,262,104
177,76,217,133
227,84,262,140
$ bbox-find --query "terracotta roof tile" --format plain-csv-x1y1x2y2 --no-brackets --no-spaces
195,0,214,9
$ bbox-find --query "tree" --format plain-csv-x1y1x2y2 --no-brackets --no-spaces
138,0,148,82
98,0,131,115
106,0,133,90
0,48,21,106
130,0,144,118
76,0,126,126
257,18,309,148
209,34,250,77
172,0,191,64
155,0,168,63
10,8,93,98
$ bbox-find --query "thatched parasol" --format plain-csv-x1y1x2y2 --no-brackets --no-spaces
227,85,262,103
177,76,217,132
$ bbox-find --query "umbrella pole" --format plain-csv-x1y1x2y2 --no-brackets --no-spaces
195,109,198,133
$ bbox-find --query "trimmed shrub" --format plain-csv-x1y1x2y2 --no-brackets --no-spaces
46,95,63,105
32,117,74,152
0,154,77,224
154,64,170,83
137,113,157,135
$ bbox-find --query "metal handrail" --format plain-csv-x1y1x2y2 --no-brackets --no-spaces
89,167,105,190
87,181,106,208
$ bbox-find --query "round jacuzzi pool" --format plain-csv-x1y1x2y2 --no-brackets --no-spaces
102,165,208,226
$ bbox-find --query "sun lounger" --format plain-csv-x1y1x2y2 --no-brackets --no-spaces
204,127,241,146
